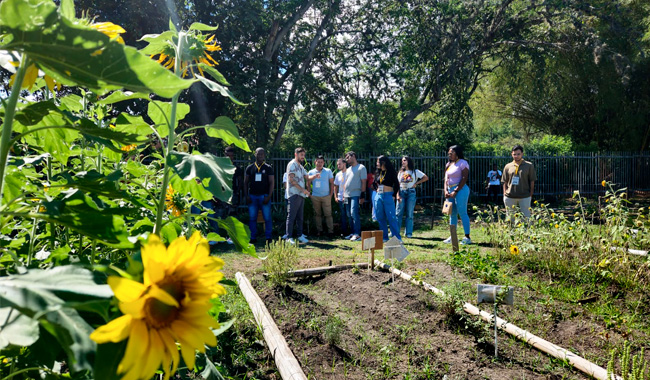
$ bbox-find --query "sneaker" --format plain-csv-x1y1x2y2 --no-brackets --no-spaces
443,236,452,244
300,234,308,239
298,235,309,244
345,234,354,240
286,238,296,245
406,234,413,238
461,237,473,245
226,237,234,245
350,235,361,241
282,234,288,240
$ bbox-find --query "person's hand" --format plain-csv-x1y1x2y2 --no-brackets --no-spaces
303,189,310,197
450,190,458,199
360,197,365,205
246,195,252,204
335,196,340,203
263,195,271,204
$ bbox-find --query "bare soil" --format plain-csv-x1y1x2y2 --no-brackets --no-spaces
256,269,597,380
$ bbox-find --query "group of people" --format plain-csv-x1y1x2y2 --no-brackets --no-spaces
442,144,537,245
241,148,431,245
237,144,536,246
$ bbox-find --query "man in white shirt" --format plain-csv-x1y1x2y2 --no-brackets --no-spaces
486,163,502,205
285,147,318,244
333,158,350,238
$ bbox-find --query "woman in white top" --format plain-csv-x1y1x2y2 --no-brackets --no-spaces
396,156,428,238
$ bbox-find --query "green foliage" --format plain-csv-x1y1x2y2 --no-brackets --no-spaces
323,315,344,346
607,341,648,380
262,239,298,287
449,247,500,284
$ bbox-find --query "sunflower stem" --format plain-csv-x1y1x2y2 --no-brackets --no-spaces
0,55,30,210
154,32,185,235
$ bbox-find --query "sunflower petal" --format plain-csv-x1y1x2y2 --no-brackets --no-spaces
108,276,147,302
89,315,133,343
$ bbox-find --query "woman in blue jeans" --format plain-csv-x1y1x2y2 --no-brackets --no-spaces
372,155,401,241
396,156,429,238
443,145,472,245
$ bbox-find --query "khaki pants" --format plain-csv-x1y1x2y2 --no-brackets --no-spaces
312,195,334,233
504,196,531,222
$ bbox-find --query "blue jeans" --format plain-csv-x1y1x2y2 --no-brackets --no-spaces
396,188,416,236
370,190,377,220
448,185,470,236
338,199,350,235
248,194,272,240
374,191,401,241
347,196,361,236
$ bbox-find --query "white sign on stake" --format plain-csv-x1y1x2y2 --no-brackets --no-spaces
362,237,376,251
383,236,410,262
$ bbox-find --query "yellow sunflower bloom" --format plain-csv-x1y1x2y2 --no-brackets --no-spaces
601,180,606,187
120,144,137,152
509,245,519,255
165,185,185,217
90,22,126,44
150,32,221,78
90,232,226,380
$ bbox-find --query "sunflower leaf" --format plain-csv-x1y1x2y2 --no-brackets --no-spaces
0,0,194,97
147,100,190,138
97,91,150,105
195,74,246,105
217,217,256,257
0,307,39,349
197,63,230,86
189,22,218,32
201,116,250,152
168,152,234,202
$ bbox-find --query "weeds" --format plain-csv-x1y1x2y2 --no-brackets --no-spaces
324,315,344,345
262,239,299,286
607,341,648,380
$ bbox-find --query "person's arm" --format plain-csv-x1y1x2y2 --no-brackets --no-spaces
243,171,251,203
530,181,535,198
289,173,310,196
360,178,367,204
334,182,340,202
451,168,469,198
328,175,334,197
414,173,429,187
264,174,274,204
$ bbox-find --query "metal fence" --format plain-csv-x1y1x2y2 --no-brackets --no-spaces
232,151,650,207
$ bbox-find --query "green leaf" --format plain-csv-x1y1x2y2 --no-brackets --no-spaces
0,307,39,348
147,101,190,138
200,354,225,380
201,116,250,152
113,113,153,138
212,318,234,337
93,341,127,380
206,232,226,243
195,74,246,105
169,173,213,201
197,63,230,86
59,0,74,20
0,266,112,299
138,30,175,55
3,166,28,205
189,22,218,31
169,152,234,202
53,170,145,206
37,190,135,248
217,217,256,256
0,0,195,97
97,91,150,105
59,94,84,113
160,222,180,244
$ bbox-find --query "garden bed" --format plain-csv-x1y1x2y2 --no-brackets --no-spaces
254,267,605,379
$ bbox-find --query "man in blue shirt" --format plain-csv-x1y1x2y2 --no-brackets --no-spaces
308,155,334,237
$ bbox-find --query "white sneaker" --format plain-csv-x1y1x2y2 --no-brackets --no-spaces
345,234,354,240
350,235,361,241
300,234,308,239
282,234,288,240
443,236,452,243
298,235,309,244
461,237,473,245
287,238,296,245
226,238,234,245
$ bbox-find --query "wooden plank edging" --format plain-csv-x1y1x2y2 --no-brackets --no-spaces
263,262,369,278
235,272,308,380
374,260,620,380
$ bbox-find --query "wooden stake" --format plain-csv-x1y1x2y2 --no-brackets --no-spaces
235,272,308,380
262,263,369,279
374,261,619,380
450,224,459,252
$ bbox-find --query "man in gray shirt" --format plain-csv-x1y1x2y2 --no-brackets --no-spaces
285,147,315,244
344,151,367,241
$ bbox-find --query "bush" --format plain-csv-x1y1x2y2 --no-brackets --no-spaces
262,239,299,286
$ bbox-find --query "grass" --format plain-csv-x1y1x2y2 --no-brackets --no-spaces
210,202,650,378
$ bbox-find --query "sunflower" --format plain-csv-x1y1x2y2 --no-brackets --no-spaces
601,180,607,187
89,21,126,44
509,245,519,255
150,32,221,78
165,185,185,217
89,232,226,380
120,144,137,152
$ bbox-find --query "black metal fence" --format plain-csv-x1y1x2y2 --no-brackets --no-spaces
233,151,650,207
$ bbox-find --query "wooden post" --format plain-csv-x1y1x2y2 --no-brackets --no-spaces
450,224,459,252
361,230,384,271
236,272,308,380
262,263,369,279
